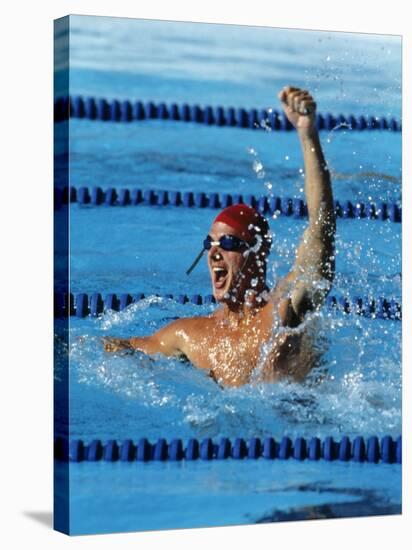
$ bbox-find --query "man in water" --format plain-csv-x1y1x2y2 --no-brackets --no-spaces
103,86,336,386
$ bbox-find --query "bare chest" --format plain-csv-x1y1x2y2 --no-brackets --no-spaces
183,302,313,386
185,311,277,386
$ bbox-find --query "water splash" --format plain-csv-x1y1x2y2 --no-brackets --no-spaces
61,289,401,441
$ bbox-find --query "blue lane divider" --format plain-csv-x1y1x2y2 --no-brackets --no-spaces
54,96,402,132
54,434,402,464
54,186,402,223
54,292,402,321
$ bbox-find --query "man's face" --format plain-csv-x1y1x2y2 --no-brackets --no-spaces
207,221,259,303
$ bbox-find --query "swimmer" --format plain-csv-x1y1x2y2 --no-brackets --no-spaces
103,86,336,387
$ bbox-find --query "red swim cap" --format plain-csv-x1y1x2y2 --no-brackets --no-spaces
213,204,270,243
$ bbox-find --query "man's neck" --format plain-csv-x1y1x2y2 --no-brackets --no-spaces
219,283,270,326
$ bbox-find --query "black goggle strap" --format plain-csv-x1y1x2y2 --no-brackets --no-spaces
186,248,206,275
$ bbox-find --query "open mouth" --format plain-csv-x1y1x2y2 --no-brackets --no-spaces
212,266,229,290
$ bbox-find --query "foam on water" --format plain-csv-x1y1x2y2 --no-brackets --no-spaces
60,292,401,442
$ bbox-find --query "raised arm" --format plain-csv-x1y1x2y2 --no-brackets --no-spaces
276,86,336,325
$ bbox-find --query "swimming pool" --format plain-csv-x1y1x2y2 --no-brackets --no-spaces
54,16,402,535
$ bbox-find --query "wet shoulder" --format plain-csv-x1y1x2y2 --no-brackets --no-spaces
171,314,215,338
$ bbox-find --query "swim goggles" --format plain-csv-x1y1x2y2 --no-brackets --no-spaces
186,234,254,275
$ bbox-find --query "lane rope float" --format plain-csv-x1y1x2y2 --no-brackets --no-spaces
54,434,402,464
54,95,402,132
54,292,402,321
54,186,402,223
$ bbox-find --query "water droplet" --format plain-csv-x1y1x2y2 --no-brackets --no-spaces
253,160,264,174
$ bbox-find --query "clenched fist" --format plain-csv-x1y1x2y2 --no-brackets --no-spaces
278,86,317,133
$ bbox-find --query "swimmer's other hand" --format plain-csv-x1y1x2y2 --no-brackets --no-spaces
101,336,134,353
278,86,317,132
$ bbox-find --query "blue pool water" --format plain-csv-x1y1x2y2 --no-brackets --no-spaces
54,15,402,535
